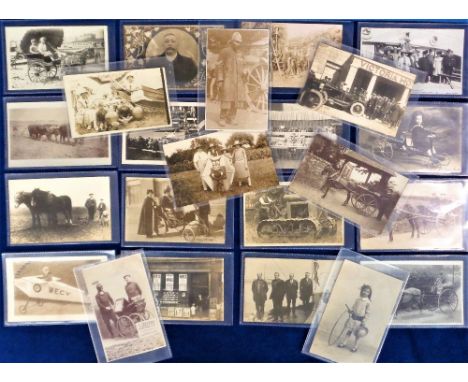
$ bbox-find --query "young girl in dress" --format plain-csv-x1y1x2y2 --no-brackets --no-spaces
338,284,372,353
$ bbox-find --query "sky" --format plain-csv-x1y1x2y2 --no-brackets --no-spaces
8,101,68,123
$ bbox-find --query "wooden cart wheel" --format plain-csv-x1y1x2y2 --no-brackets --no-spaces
28,62,48,83
117,315,137,337
352,193,379,217
439,289,458,313
372,140,394,161
245,64,269,111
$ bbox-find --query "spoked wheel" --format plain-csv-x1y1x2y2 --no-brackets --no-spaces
439,289,458,313
328,309,349,346
372,140,394,161
117,315,137,337
129,313,143,323
28,62,49,83
351,193,379,217
299,89,324,110
418,218,437,235
245,64,269,112
350,102,365,117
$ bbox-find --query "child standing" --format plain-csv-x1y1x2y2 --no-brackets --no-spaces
338,284,372,352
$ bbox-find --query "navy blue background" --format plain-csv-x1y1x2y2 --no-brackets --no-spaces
0,19,467,362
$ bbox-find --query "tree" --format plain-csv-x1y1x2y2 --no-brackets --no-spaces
225,132,255,148
190,137,223,152
255,133,268,148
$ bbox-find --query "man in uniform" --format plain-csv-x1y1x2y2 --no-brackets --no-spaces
284,273,299,318
300,272,314,312
95,283,118,338
270,272,285,322
85,193,97,223
251,273,269,320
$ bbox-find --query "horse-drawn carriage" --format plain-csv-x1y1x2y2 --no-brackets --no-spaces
113,297,152,338
243,48,269,112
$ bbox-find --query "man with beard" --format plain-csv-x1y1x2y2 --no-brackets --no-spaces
160,32,198,86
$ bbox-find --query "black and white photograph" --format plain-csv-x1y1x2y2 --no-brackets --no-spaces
360,26,464,95
206,28,270,130
4,25,109,91
308,259,406,363
298,42,416,137
147,256,225,322
63,67,171,138
6,100,112,168
242,22,343,88
75,253,168,363
242,256,333,325
7,175,114,245
124,177,227,245
163,131,279,207
359,103,464,174
243,182,344,247
360,180,466,251
269,102,342,169
383,260,464,327
289,134,409,233
123,24,223,90
3,252,112,324
122,102,205,166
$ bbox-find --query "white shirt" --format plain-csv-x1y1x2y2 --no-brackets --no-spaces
193,151,208,172
352,297,371,318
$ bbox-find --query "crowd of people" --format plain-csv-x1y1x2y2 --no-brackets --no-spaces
193,140,252,193
251,271,319,322
363,93,405,128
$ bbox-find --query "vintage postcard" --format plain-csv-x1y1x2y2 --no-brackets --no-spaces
5,25,109,91
242,22,343,88
75,253,168,362
124,177,227,244
242,257,333,325
383,260,464,327
3,252,112,324
360,26,464,95
163,131,279,207
359,103,463,174
6,100,112,168
308,259,405,363
123,24,224,90
289,134,409,234
7,175,113,245
206,28,270,130
147,256,225,322
122,102,205,166
269,102,342,169
298,42,416,137
243,182,344,247
360,180,466,251
63,67,171,138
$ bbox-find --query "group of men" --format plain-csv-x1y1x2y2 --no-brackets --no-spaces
364,93,404,128
137,187,176,238
251,272,318,322
95,275,143,338
84,193,107,225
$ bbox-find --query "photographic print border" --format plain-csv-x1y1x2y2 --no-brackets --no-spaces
0,19,117,95
2,250,115,326
4,171,120,248
120,173,235,249
144,250,234,326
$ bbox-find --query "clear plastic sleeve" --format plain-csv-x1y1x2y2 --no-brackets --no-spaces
302,248,409,363
73,250,172,363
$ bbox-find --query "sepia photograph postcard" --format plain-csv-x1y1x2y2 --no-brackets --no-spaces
122,101,205,167
74,252,169,363
358,103,464,175
307,259,406,363
242,256,334,326
124,176,227,245
360,180,466,251
269,102,342,170
382,259,464,327
241,22,343,88
4,25,109,92
243,182,344,247
147,256,226,323
123,24,224,91
360,26,464,95
163,131,279,207
289,134,409,234
63,67,171,138
3,251,113,325
206,28,270,131
7,174,114,246
6,100,112,168
297,42,416,137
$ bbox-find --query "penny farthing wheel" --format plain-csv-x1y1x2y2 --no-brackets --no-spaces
245,63,269,112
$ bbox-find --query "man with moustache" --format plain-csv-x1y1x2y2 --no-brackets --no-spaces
159,32,198,86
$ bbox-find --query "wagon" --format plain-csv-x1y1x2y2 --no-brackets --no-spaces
24,53,61,83
114,297,152,338
243,45,270,112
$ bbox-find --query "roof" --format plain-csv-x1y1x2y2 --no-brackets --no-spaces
341,150,396,177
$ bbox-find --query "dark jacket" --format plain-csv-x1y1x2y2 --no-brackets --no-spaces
284,279,298,299
252,279,268,303
95,291,114,312
125,281,142,299
300,277,313,299
270,278,285,301
161,52,198,84
137,196,154,236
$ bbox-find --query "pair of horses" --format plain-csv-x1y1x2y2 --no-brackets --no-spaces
15,189,73,228
28,124,71,144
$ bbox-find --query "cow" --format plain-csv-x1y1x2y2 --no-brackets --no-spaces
30,188,73,226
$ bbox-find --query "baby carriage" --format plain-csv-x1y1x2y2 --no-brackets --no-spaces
114,297,151,338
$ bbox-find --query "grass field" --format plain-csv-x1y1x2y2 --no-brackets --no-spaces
9,206,112,244
170,159,279,207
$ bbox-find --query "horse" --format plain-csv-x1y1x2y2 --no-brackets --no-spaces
396,287,423,317
14,191,42,228
30,188,73,226
387,203,420,242
320,165,352,205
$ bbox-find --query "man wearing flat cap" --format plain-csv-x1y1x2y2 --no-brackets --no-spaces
216,31,246,127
